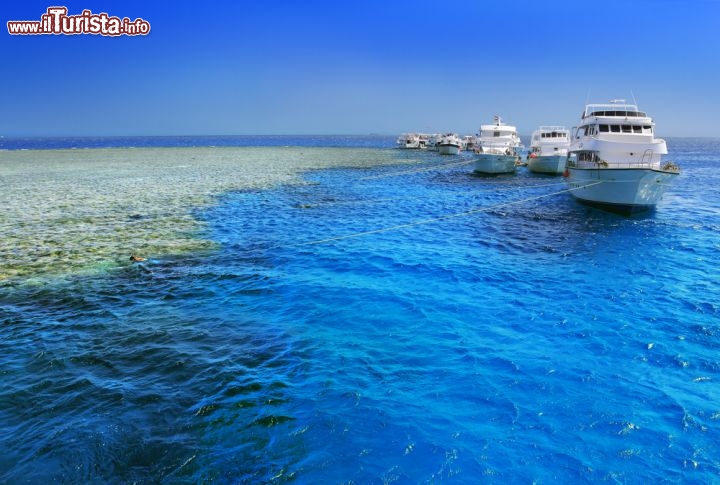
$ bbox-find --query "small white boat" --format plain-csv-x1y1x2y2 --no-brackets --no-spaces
461,135,477,151
473,116,522,174
437,133,462,155
527,126,570,174
396,133,422,149
417,134,430,149
565,100,680,214
426,134,441,151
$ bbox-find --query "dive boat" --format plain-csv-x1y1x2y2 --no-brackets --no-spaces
396,133,422,149
473,116,522,174
462,135,477,151
527,126,570,174
427,133,442,151
437,133,462,155
565,100,680,214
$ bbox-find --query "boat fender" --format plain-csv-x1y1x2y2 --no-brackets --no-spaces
563,169,570,177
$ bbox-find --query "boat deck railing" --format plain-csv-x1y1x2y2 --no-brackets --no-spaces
567,150,678,171
572,160,660,169
569,160,679,172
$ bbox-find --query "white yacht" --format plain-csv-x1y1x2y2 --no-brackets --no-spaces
473,116,522,174
396,133,422,149
437,133,462,155
527,126,570,174
462,135,477,152
426,133,442,151
565,100,680,214
417,134,430,149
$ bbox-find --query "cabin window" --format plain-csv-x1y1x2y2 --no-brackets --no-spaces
643,125,652,134
632,125,642,133
578,151,595,162
622,125,632,133
610,125,620,133
599,124,609,132
494,131,501,137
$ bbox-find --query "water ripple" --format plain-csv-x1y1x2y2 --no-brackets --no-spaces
2,140,720,482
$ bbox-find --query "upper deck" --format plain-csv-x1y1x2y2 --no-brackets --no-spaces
479,119,518,138
581,101,648,120
574,100,657,139
532,126,569,140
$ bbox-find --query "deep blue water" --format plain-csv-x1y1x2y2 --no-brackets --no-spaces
0,134,395,150
1,136,719,483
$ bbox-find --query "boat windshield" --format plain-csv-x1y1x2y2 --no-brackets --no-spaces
583,103,646,118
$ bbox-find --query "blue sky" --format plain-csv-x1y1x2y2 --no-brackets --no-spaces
2,0,719,136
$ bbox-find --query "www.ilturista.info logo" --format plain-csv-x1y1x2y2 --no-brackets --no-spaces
7,7,150,36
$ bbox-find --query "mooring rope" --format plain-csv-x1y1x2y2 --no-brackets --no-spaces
291,181,603,247
298,180,569,208
359,159,475,180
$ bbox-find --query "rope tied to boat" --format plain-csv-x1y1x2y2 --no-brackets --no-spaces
359,159,475,180
293,181,603,247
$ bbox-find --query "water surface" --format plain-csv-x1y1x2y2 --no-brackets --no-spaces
1,137,718,483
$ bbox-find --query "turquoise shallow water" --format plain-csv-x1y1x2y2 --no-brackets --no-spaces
1,137,719,483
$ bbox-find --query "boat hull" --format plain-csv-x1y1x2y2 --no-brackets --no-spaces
473,154,517,174
438,144,460,155
565,167,678,214
527,155,565,175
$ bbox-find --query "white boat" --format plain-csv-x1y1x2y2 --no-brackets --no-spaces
473,116,522,174
461,135,477,151
417,134,430,149
527,126,570,174
437,133,462,155
396,133,422,149
565,100,680,214
427,133,442,151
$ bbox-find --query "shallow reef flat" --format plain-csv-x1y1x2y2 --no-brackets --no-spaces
0,146,407,282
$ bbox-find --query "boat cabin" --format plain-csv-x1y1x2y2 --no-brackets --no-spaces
573,101,656,141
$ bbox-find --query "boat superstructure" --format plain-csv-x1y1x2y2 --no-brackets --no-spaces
527,126,570,174
396,133,422,149
473,116,523,174
565,100,679,214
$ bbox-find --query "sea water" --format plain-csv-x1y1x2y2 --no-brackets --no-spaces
0,136,718,483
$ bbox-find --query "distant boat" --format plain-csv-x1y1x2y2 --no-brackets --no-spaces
437,133,462,155
417,134,430,149
527,126,570,174
565,100,680,214
396,133,422,149
461,135,477,151
427,133,442,151
472,116,522,174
